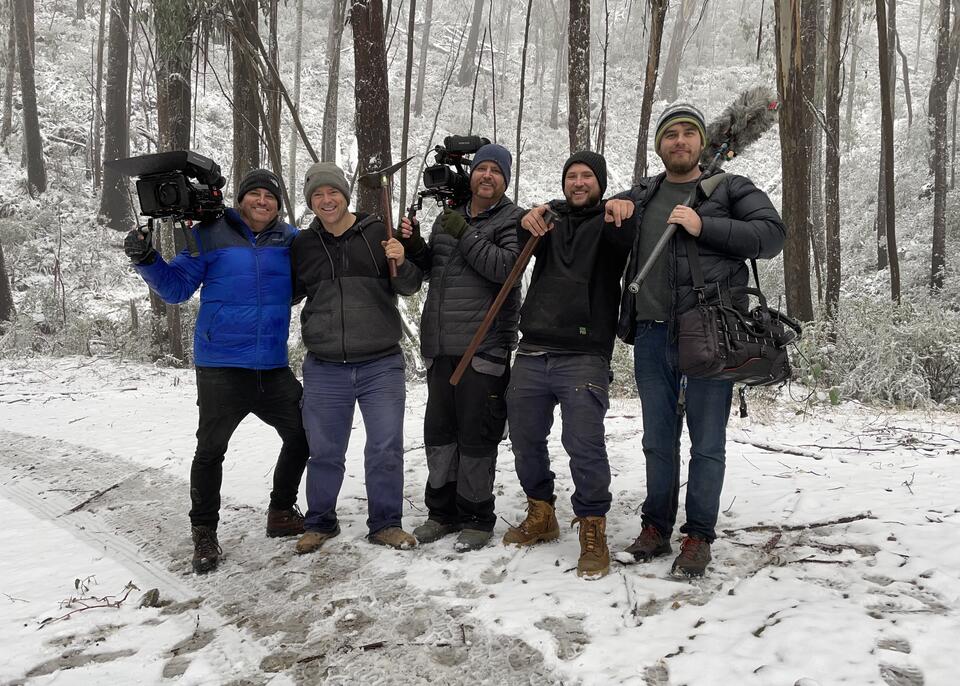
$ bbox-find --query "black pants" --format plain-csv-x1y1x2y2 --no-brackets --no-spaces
423,356,509,531
190,366,309,527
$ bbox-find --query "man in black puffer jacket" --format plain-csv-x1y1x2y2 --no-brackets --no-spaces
399,144,523,552
502,151,635,580
606,103,786,578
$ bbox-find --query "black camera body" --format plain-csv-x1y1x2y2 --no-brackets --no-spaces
419,135,490,208
106,151,226,222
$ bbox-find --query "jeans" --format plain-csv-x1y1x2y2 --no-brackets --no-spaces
507,353,612,517
190,366,309,527
633,321,733,542
301,352,406,535
423,356,509,531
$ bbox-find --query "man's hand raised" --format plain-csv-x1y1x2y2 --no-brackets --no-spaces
603,199,635,228
521,204,556,237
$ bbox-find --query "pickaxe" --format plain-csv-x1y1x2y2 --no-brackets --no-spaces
359,155,416,278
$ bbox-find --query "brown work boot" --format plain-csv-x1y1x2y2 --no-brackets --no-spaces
625,524,672,562
502,497,560,546
671,535,712,577
572,516,609,579
295,525,341,555
369,526,417,550
266,505,305,538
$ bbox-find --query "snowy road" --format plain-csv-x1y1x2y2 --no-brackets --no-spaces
1,356,959,685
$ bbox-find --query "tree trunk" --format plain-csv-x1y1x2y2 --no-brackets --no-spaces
2,0,15,142
413,0,433,116
659,0,694,102
487,0,498,141
928,0,960,289
824,0,842,321
458,0,486,86
567,0,590,152
876,0,900,302
808,0,825,305
633,0,668,183
550,0,568,129
595,0,609,154
399,0,417,214
0,237,14,322
92,0,106,188
514,0,534,202
12,0,45,193
351,0,393,213
842,0,861,150
895,31,912,127
232,0,259,187
774,0,814,322
321,0,346,162
77,0,85,20
265,0,282,178
289,0,304,208
99,0,133,230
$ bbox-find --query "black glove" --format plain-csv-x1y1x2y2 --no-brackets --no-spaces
439,209,469,240
124,226,157,265
397,216,427,256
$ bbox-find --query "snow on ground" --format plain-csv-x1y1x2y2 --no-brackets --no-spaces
1,356,958,685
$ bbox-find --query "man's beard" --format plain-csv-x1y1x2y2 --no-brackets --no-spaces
565,188,601,208
662,155,700,176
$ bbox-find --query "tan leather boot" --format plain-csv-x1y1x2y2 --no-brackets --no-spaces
502,497,560,546
573,515,609,579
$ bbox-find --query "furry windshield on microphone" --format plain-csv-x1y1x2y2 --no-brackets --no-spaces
700,86,779,166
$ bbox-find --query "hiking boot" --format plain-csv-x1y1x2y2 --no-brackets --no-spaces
671,536,712,577
266,505,305,538
454,528,493,552
413,519,461,544
191,525,221,574
369,526,417,550
625,524,672,562
572,516,609,579
295,525,341,555
502,497,560,546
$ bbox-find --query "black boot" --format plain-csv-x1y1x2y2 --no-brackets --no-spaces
191,525,222,574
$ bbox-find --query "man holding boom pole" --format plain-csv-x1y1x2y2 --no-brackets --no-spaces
607,101,786,577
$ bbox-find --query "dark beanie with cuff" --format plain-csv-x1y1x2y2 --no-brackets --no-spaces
236,168,283,211
562,150,608,197
470,144,513,187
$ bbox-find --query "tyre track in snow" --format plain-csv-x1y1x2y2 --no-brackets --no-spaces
0,430,562,685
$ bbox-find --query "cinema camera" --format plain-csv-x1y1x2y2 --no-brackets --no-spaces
106,151,226,222
408,135,490,217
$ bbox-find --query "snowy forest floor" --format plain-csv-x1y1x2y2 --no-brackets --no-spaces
1,356,958,685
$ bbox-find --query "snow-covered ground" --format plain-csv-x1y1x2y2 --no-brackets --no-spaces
1,356,958,685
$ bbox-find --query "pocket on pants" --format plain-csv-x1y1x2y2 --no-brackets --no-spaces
481,392,509,443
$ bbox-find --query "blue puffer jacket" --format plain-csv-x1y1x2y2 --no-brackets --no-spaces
135,208,297,369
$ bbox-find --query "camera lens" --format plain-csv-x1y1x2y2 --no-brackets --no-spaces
157,182,180,206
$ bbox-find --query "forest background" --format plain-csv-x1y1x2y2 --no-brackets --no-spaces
0,0,959,409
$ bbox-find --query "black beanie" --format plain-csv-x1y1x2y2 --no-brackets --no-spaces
236,168,283,211
562,150,607,197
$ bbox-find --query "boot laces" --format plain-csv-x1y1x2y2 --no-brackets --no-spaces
572,517,599,552
195,528,222,557
678,536,705,560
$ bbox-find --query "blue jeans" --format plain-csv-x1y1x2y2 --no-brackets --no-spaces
301,352,406,535
507,353,612,517
633,322,732,542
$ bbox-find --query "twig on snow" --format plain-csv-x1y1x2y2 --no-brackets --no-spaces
902,472,915,495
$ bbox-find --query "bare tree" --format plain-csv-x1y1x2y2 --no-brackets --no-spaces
824,0,843,321
12,0,45,193
928,0,960,290
2,0,16,142
231,0,259,187
875,0,900,303
351,0,393,213
549,0,568,130
774,0,815,322
659,0,695,102
595,0,610,154
413,0,433,116
567,0,590,152
842,0,861,149
99,0,134,230
399,0,417,214
632,0,668,183
458,0,486,86
289,0,304,202
92,0,106,188
0,238,14,322
514,0,534,202
321,0,347,162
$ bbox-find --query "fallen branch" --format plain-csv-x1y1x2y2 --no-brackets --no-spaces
39,582,139,628
730,437,824,460
722,512,875,535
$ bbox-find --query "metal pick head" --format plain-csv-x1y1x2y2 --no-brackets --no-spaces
358,155,417,189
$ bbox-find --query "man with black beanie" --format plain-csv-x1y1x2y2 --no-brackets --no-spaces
122,168,309,575
502,150,635,580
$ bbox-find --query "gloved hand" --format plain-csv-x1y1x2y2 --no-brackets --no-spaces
439,208,469,240
124,226,157,265
397,215,427,256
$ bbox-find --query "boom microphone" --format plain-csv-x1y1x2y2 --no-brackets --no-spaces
627,86,780,295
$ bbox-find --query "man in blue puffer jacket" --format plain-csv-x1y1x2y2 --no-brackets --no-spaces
123,168,308,574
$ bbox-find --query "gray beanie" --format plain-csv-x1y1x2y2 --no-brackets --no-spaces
654,102,708,151
470,144,512,187
303,162,350,209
